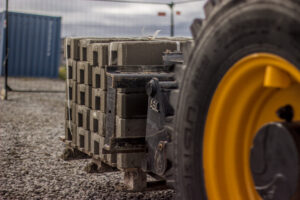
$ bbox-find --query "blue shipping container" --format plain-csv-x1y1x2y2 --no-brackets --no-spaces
0,12,61,78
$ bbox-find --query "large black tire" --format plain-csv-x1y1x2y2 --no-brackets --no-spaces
174,0,300,199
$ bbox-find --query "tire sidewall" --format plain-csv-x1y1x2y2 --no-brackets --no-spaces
175,1,300,199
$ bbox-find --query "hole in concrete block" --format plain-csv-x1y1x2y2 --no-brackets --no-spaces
80,69,84,84
80,135,85,148
77,46,80,58
83,47,87,61
93,51,98,66
95,96,100,110
68,87,72,100
80,92,85,105
94,141,99,155
93,118,98,132
67,45,71,58
78,113,83,127
67,128,72,141
96,74,100,88
70,108,72,121
88,132,91,151
68,66,72,79
111,51,118,65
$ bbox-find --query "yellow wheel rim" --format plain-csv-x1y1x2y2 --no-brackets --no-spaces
203,53,300,200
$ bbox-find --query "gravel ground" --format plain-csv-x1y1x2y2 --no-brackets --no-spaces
0,78,174,200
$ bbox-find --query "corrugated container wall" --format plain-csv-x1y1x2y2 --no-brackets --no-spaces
0,12,61,78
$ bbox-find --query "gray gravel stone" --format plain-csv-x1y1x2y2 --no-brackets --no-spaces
0,78,175,200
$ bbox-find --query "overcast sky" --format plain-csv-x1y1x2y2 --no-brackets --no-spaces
1,0,206,37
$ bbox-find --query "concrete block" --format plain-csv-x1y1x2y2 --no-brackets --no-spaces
91,135,117,167
99,135,106,161
85,85,92,108
70,39,79,60
92,67,101,88
91,88,106,112
77,84,86,106
65,120,73,141
108,42,119,66
77,127,90,153
72,122,77,146
87,43,109,66
77,127,85,149
71,37,150,61
77,62,85,84
65,121,77,146
64,38,71,59
87,131,91,153
66,80,72,101
70,39,80,60
87,43,98,66
90,110,106,137
65,101,75,122
117,153,145,169
72,81,77,104
76,105,84,128
105,81,117,150
72,61,77,81
117,41,177,65
107,153,117,167
65,101,71,121
66,80,77,104
100,68,107,90
83,107,90,131
77,61,91,85
80,42,88,62
91,133,101,158
83,37,150,63
116,92,148,118
80,38,112,61
70,37,87,61
161,38,194,52
99,135,114,164
66,59,75,80
76,105,90,130
84,63,92,86
115,116,146,170
124,168,147,191
115,116,146,138
72,103,77,123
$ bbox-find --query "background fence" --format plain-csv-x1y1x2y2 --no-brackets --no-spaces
0,0,206,95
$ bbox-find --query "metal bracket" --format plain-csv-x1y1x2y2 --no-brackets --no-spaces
102,137,147,154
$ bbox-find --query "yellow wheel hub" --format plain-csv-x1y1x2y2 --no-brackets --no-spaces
203,53,300,200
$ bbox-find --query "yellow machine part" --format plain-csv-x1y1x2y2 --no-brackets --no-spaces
203,53,300,199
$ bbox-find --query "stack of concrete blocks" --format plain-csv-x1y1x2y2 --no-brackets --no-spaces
81,38,151,167
64,37,109,152
64,37,191,190
64,37,87,147
87,41,111,166
74,38,136,156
